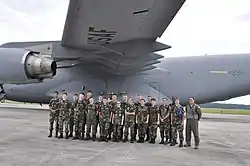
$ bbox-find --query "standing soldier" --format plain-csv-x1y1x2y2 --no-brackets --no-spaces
123,97,136,143
98,97,111,142
69,93,78,137
48,91,60,138
159,98,170,144
145,96,152,141
112,101,124,142
169,96,177,144
184,97,202,149
86,91,92,102
136,99,149,143
58,92,71,139
148,98,160,144
120,94,128,141
170,98,185,147
85,97,98,141
108,94,117,140
73,93,85,140
95,94,103,138
134,94,142,141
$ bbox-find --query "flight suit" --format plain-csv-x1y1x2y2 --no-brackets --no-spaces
85,103,97,140
69,100,78,137
112,106,124,142
48,98,60,137
123,103,136,143
136,105,149,143
159,104,170,144
185,103,202,148
99,103,111,141
58,99,71,139
73,100,86,140
148,105,159,143
171,104,185,147
145,102,152,141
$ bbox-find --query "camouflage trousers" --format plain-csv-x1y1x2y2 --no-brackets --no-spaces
69,116,74,133
113,124,122,139
100,120,109,137
172,123,184,141
59,116,70,134
86,116,97,136
138,123,148,138
149,123,158,139
95,115,100,136
49,111,59,132
159,123,171,139
74,114,86,136
124,121,135,138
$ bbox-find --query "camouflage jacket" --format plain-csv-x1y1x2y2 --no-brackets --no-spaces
125,103,136,123
109,101,117,113
75,100,86,117
49,98,60,112
113,106,124,125
59,100,71,118
171,104,185,124
70,101,78,117
149,105,159,124
159,104,170,123
86,104,97,119
99,104,110,122
136,105,149,124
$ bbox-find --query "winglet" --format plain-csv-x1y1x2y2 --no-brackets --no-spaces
153,41,171,52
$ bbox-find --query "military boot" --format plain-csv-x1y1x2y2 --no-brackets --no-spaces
122,136,128,143
174,139,178,145
73,132,79,140
48,130,52,138
108,134,112,140
159,138,164,144
80,133,84,140
104,136,109,142
141,137,145,143
85,134,91,140
98,136,104,142
137,137,142,143
65,132,69,139
68,132,73,138
92,134,96,141
145,135,150,141
184,144,191,147
170,140,176,146
179,140,184,147
148,138,154,144
164,137,169,145
130,137,134,143
112,136,117,142
58,133,63,139
55,131,58,138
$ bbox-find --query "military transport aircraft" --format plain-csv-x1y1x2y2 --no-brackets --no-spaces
1,0,250,105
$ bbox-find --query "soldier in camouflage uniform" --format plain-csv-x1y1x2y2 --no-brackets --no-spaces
134,94,142,141
145,96,152,141
159,98,170,144
123,97,136,143
148,98,159,144
112,101,124,142
169,96,177,145
98,97,111,142
69,94,78,137
184,97,202,149
48,91,60,138
58,93,71,139
85,97,98,141
73,93,86,140
120,94,128,140
170,98,185,147
95,94,103,137
108,94,117,140
136,99,149,143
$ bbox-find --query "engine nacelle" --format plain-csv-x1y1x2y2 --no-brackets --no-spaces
0,48,57,84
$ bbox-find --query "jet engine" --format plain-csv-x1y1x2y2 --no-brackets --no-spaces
0,48,57,84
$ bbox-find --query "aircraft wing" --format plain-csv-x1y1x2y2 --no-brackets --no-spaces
61,0,185,49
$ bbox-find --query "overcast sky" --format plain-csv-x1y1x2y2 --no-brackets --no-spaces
0,0,250,104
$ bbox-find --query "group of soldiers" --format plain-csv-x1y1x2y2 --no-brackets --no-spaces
48,90,202,149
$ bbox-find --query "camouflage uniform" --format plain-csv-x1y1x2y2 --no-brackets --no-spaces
112,106,124,142
73,100,86,140
170,105,185,146
85,103,97,140
58,100,71,139
48,98,60,137
136,105,149,143
123,103,136,142
159,104,170,144
149,105,159,143
134,101,141,140
120,101,128,140
108,101,116,140
95,101,102,136
69,101,78,137
99,104,110,140
145,102,152,141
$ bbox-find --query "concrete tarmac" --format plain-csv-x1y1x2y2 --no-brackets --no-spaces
0,107,249,166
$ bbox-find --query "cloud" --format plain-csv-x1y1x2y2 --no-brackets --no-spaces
0,0,250,104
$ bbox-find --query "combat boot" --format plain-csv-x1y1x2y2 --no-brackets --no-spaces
130,137,134,143
148,138,153,144
174,139,178,145
122,136,128,143
98,136,104,142
55,131,58,138
73,132,79,140
58,133,63,139
92,134,96,141
164,137,169,145
108,134,112,140
48,130,52,138
145,135,150,141
112,136,117,142
104,136,109,142
80,133,84,140
170,141,176,146
85,134,91,140
159,138,164,144
137,137,142,143
179,140,183,147
141,137,145,143
68,132,73,138
65,132,69,139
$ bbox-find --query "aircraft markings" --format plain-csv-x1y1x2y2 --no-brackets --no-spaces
87,27,117,45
